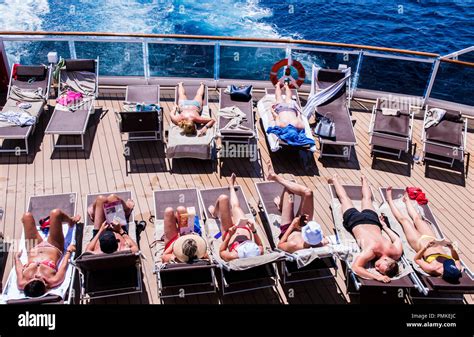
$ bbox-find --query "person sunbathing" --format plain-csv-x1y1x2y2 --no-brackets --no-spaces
85,194,138,254
15,209,80,297
329,174,402,283
266,162,328,253
162,206,208,263
170,82,215,136
271,82,305,130
385,187,462,282
208,173,264,262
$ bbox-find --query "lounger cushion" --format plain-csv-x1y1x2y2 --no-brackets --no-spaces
65,59,96,72
373,111,410,137
426,120,463,146
16,65,47,79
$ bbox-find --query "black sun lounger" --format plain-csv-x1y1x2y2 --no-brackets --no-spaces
422,106,468,171
255,181,337,284
328,184,421,303
151,188,218,300
315,69,356,160
369,97,416,159
199,186,283,296
74,191,143,302
45,59,99,151
0,64,52,155
217,88,257,161
379,188,474,302
117,85,162,142
1,193,77,304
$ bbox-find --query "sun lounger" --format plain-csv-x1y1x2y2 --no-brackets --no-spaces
328,184,421,303
165,84,216,168
422,106,468,169
151,188,218,299
313,69,357,160
74,191,143,301
117,85,162,142
217,89,257,161
378,188,474,300
198,186,284,295
255,181,338,284
369,97,416,158
45,59,99,151
1,193,78,304
0,64,52,154
258,88,316,153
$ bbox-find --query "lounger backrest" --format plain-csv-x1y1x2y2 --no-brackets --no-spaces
126,85,160,104
200,186,250,219
65,59,96,73
154,189,202,220
28,193,77,221
75,251,139,271
16,65,47,79
318,69,346,84
10,64,51,97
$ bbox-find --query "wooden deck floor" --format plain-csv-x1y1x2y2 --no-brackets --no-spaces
0,88,472,304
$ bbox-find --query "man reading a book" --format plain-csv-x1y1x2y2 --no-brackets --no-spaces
86,194,139,254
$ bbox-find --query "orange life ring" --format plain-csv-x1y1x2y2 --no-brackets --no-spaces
269,59,306,89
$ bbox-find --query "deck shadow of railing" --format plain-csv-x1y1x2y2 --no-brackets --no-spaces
318,146,361,171
49,108,102,160
281,277,348,304
268,149,320,177
126,141,168,175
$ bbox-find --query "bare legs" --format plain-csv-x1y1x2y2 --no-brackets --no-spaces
178,82,187,101
284,83,293,103
22,212,43,252
178,82,204,108
275,83,283,103
91,194,134,230
267,161,313,219
193,82,205,107
208,173,243,232
274,83,293,104
360,176,375,211
403,195,434,237
328,174,354,214
163,206,186,246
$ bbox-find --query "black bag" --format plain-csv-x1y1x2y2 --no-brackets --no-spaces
229,85,252,102
313,113,336,139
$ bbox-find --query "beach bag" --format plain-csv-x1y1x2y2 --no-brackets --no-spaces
229,85,252,102
314,113,335,138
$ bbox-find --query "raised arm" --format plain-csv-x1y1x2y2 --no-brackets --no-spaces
15,251,27,290
247,220,264,255
48,244,75,288
277,217,299,252
352,249,391,283
85,221,108,253
170,105,181,126
219,226,238,261
380,216,403,258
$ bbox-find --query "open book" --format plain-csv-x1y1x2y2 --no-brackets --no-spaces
103,201,127,227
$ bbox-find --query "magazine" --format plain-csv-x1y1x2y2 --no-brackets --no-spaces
103,201,127,227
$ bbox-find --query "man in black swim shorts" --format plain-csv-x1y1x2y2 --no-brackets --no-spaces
329,174,403,283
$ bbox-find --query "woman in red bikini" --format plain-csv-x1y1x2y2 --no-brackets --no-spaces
15,209,80,298
208,173,264,262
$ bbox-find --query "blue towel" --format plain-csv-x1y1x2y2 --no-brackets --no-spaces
267,124,315,147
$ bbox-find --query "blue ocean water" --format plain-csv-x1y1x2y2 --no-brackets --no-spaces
0,0,473,104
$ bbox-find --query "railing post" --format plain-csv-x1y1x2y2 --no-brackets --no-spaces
350,50,364,100
214,42,220,82
68,40,76,59
423,57,440,107
142,40,150,81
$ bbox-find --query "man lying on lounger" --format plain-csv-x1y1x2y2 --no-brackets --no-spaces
330,174,403,283
385,187,462,283
86,194,139,254
266,162,329,253
170,82,215,136
161,206,208,263
15,209,80,297
208,173,264,262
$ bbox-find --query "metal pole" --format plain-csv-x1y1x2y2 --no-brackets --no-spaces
423,57,441,106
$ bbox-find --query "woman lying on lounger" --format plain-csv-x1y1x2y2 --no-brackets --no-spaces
15,209,80,297
162,207,208,263
271,82,305,130
170,82,215,136
86,194,139,255
386,187,462,283
208,173,264,262
266,162,329,253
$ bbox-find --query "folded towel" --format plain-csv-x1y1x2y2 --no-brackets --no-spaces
381,108,400,116
424,108,446,129
266,124,315,147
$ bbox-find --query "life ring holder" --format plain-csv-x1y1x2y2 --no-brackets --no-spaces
269,59,306,89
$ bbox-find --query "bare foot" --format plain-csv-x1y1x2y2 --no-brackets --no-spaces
328,173,340,184
230,173,236,186
208,205,217,219
266,161,277,181
273,196,281,211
